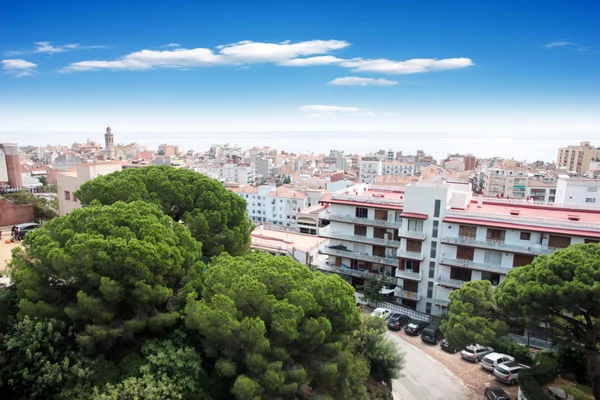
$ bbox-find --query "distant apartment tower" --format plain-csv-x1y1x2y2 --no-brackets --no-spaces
557,141,599,175
0,143,23,188
359,158,382,184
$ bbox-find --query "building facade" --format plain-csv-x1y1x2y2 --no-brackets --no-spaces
555,178,600,206
557,141,599,175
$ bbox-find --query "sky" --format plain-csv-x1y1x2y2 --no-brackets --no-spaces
1,0,599,160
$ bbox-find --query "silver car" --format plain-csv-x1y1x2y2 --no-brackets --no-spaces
460,344,494,362
494,361,527,384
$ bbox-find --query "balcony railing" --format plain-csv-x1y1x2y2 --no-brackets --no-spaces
439,256,513,274
331,192,404,206
441,236,556,255
434,299,450,307
396,249,425,261
315,263,390,280
395,269,422,281
325,214,402,228
397,229,426,240
319,247,398,267
394,288,421,301
319,229,401,248
437,277,468,289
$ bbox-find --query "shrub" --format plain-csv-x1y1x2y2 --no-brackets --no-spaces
519,369,551,400
532,353,559,386
492,339,534,365
556,347,590,385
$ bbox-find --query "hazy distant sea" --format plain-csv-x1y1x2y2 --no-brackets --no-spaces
5,131,597,163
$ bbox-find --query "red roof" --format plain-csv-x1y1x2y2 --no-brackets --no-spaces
443,217,600,238
401,212,428,220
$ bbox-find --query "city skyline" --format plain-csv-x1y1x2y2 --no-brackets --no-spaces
2,0,599,140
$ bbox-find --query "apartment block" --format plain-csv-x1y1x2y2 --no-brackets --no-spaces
479,165,529,198
557,141,599,175
316,182,600,317
358,159,382,184
555,178,600,206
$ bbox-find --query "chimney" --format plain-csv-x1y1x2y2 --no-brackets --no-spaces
477,195,483,208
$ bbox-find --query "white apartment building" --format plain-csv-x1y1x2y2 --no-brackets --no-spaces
316,182,600,317
57,162,123,215
359,160,415,184
555,178,600,206
525,177,557,203
358,159,382,184
196,163,255,184
479,165,529,198
382,161,415,177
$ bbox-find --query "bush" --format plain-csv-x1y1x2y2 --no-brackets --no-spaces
532,353,559,386
519,369,551,400
556,347,590,385
492,339,534,365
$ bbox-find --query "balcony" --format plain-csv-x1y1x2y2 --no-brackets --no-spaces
319,229,401,248
395,269,422,281
325,214,402,229
439,256,513,274
397,229,426,241
319,246,398,267
316,263,389,280
434,298,450,307
437,277,468,289
394,288,421,301
441,236,556,255
396,249,425,261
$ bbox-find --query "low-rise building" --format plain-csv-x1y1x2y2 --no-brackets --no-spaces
555,177,600,206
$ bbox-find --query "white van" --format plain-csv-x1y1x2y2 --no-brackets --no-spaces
480,353,515,372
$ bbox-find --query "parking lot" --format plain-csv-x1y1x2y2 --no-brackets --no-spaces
388,328,519,399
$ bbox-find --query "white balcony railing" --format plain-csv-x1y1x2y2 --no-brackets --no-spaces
437,277,468,289
434,298,450,307
395,269,422,281
447,209,600,230
394,288,421,301
439,256,513,274
319,229,401,248
396,249,425,261
319,247,398,267
397,229,426,240
441,236,556,255
325,214,402,229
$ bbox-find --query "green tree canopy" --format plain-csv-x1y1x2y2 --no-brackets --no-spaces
184,252,362,399
440,280,508,350
75,166,253,257
497,243,600,399
10,201,202,353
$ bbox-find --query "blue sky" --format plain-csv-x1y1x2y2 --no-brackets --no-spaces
1,0,599,140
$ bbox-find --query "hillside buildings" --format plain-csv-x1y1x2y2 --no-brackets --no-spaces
316,182,600,316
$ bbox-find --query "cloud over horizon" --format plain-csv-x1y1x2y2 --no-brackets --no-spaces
544,41,577,49
5,42,108,56
2,59,38,77
328,76,398,86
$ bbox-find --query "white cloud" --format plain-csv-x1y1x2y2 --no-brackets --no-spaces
2,59,37,77
328,76,398,86
278,55,345,66
544,41,577,49
5,42,107,56
166,43,181,48
217,40,349,62
339,57,474,74
299,104,379,117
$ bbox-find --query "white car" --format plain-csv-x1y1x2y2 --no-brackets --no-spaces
480,353,515,372
371,308,392,320
460,344,494,362
494,361,528,385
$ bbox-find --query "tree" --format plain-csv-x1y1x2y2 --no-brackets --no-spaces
283,175,291,184
358,275,390,306
75,166,253,257
440,280,508,350
39,176,48,186
184,252,362,399
10,200,203,354
3,190,58,222
497,244,600,399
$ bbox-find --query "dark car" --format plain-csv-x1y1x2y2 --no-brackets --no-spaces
403,320,429,336
387,313,410,330
484,387,511,400
421,326,443,344
13,223,41,240
440,339,457,353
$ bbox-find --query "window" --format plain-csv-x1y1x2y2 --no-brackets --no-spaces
458,225,476,238
484,250,502,265
64,191,71,200
513,254,534,267
374,209,388,220
430,241,437,258
403,259,420,272
432,220,439,238
585,198,596,203
481,272,501,286
427,282,434,298
373,228,386,239
406,240,422,252
429,261,435,279
456,246,474,260
450,267,472,281
73,195,78,203
520,232,531,241
588,187,598,192
407,219,423,232
356,207,368,218
548,235,571,249
354,225,367,236
425,302,432,315
486,229,506,242
434,199,441,218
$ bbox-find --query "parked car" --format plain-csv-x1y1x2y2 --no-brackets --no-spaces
403,320,429,336
421,326,443,344
493,361,527,385
480,353,515,372
460,344,494,362
440,339,457,353
371,308,392,320
484,387,512,400
387,313,410,330
12,223,41,240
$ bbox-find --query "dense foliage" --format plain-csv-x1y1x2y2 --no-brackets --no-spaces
1,187,403,399
3,190,58,221
75,166,253,257
442,243,600,399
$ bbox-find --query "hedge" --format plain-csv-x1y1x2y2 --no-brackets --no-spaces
492,339,534,365
519,369,551,400
532,354,559,386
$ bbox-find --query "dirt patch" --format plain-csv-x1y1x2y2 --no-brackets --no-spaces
0,230,20,275
389,329,519,399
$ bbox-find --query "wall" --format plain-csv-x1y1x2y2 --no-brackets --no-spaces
0,198,35,226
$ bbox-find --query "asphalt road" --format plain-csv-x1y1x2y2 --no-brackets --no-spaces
387,331,474,400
